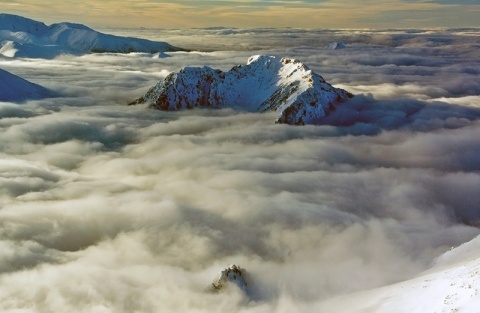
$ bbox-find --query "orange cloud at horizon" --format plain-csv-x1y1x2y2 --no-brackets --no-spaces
2,0,479,29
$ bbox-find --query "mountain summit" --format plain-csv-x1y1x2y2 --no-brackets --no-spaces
0,14,183,58
130,55,353,125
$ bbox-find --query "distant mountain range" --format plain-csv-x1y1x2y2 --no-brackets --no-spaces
130,55,353,125
0,13,184,58
0,68,52,102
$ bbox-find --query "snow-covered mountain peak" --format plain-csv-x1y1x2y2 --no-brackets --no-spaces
50,22,94,32
0,13,48,35
247,54,266,65
245,55,312,77
0,14,183,58
131,55,353,125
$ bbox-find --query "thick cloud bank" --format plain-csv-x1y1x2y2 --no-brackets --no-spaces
0,28,479,312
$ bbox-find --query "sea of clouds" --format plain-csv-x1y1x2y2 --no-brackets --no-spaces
0,28,479,312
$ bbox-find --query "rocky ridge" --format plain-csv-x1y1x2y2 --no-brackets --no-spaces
130,55,353,125
211,264,248,292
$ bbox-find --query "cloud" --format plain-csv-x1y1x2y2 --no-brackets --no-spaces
0,28,479,312
404,0,480,4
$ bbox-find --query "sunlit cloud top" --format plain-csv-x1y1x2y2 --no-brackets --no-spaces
2,0,480,29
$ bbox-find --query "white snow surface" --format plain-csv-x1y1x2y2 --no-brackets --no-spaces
0,14,182,58
316,235,480,313
0,68,52,102
326,41,346,50
132,55,353,125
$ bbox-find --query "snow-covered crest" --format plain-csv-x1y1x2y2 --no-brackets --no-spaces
131,55,353,125
317,235,480,312
0,13,184,58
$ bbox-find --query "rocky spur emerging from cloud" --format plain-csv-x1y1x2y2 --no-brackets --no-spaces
0,14,184,59
211,264,248,293
130,55,353,125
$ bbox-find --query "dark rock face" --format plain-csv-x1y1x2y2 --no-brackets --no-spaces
211,264,248,292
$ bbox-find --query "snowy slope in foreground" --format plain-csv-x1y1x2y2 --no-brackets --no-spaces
131,55,353,125
316,235,480,313
0,69,52,101
0,14,183,58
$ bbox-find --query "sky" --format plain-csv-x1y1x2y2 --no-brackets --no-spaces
1,28,480,311
2,0,480,29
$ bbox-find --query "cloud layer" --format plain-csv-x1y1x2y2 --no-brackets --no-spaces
0,28,479,312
